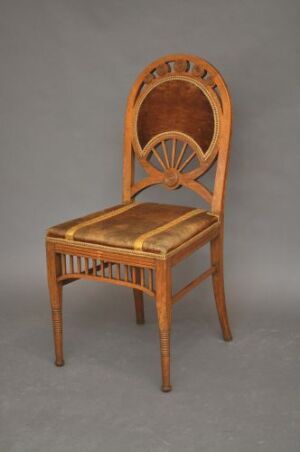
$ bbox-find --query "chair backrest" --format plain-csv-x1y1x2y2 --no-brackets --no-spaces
123,54,232,216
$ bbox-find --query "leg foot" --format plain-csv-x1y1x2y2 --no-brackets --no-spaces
55,359,65,367
161,384,172,393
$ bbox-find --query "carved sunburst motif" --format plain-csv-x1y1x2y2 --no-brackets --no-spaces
131,60,222,196
142,132,203,189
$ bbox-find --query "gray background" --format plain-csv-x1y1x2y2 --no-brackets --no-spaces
0,0,299,451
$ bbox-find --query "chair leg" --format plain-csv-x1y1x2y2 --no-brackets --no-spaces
133,268,145,324
133,289,145,324
156,261,172,392
46,242,64,366
210,232,232,341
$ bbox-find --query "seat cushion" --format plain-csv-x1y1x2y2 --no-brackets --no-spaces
47,202,218,255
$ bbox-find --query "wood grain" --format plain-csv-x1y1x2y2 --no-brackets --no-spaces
46,53,233,392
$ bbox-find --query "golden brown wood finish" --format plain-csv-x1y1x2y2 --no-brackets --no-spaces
46,54,233,392
133,268,145,324
210,228,232,341
156,260,172,392
46,241,64,367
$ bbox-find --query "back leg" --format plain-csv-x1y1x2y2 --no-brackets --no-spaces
133,268,145,324
210,233,232,341
133,288,145,324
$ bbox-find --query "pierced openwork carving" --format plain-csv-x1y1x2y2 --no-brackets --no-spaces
203,75,216,87
174,59,189,73
129,56,224,203
131,134,214,202
192,64,206,77
144,73,154,84
141,57,222,112
141,132,209,189
57,253,155,296
156,63,170,76
142,57,218,91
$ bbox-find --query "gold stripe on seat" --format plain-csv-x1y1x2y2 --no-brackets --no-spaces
65,202,140,240
133,209,204,251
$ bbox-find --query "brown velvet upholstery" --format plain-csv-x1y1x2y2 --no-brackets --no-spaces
47,202,218,255
137,79,215,151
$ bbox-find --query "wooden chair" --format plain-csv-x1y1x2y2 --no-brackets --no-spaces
46,54,232,392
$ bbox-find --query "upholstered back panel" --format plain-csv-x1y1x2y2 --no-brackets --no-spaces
137,78,215,152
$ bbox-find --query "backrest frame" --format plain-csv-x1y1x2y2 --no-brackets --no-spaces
122,54,232,216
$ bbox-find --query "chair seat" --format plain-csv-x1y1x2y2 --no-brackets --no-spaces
47,202,219,255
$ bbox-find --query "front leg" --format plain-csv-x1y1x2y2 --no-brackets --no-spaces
155,260,172,392
46,242,64,366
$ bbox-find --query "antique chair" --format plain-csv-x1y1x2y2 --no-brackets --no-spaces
46,54,232,392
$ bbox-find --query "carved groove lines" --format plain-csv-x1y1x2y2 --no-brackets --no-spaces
159,331,170,357
51,308,62,335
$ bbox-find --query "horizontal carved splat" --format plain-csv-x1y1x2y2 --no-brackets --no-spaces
57,253,155,297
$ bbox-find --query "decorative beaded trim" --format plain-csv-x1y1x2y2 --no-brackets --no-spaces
133,75,220,161
142,131,205,162
159,330,170,357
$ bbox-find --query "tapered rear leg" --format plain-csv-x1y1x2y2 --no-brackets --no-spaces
46,242,64,366
133,288,145,324
156,261,172,392
210,232,232,341
132,268,145,324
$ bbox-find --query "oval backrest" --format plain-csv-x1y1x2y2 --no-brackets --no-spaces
123,54,232,214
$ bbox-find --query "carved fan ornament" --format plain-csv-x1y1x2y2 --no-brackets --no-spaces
141,132,207,190
132,59,221,192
